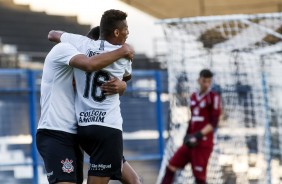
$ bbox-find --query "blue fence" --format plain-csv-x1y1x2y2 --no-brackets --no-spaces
0,69,168,184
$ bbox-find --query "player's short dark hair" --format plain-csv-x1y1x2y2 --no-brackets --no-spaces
100,9,127,38
199,69,213,78
87,26,100,40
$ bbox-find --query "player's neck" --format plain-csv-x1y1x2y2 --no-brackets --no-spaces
99,36,119,45
199,89,208,96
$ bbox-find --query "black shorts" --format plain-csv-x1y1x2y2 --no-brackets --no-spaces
110,156,127,181
78,125,123,179
36,129,83,184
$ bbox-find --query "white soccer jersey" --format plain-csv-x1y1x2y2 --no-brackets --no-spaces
38,43,81,134
61,33,132,131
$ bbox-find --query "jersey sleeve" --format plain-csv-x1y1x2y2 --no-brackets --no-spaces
51,43,82,66
60,33,91,49
209,93,222,128
123,60,132,77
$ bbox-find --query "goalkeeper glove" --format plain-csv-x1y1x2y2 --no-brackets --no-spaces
183,132,203,148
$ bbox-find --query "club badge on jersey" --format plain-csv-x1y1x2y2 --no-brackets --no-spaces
193,107,200,116
61,158,74,173
200,100,206,108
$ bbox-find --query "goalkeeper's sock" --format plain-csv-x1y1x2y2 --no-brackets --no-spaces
195,179,206,184
160,167,175,184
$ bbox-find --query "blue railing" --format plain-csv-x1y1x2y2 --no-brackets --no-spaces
0,69,167,184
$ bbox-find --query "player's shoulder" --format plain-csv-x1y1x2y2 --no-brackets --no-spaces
47,43,70,58
61,33,95,48
102,41,130,62
52,42,75,51
208,91,221,104
98,40,130,63
62,32,91,41
103,40,121,51
209,90,220,97
46,43,79,63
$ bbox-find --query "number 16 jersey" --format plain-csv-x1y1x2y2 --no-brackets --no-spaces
60,33,132,131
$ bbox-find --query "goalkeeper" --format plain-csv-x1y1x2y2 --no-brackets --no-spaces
161,69,221,184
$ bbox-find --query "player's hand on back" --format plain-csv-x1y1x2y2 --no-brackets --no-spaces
101,78,126,96
121,43,134,61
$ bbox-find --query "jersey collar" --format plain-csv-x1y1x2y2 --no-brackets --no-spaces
196,88,211,101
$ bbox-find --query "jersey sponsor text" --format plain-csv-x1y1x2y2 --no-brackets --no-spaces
79,109,106,123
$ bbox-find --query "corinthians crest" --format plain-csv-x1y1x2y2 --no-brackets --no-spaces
61,158,74,173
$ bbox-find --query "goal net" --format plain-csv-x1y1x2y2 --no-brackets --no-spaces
157,13,282,184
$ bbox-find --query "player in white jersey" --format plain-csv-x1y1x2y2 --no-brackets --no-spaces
48,9,134,184
36,40,134,183
49,25,142,184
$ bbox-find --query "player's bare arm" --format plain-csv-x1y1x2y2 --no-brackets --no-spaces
48,30,64,43
48,30,134,60
49,30,134,96
200,123,213,135
69,47,131,72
